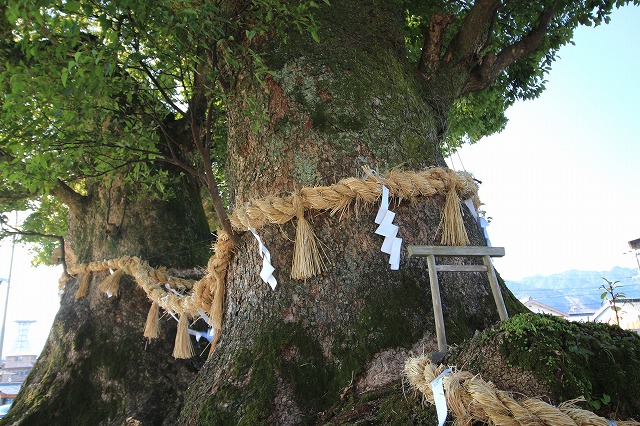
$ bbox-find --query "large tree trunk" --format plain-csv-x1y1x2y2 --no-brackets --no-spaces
4,176,213,426
181,1,525,424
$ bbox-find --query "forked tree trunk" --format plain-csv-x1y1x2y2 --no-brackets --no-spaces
4,177,213,425
181,2,525,424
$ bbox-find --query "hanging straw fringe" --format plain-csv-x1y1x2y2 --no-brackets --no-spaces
144,301,160,339
75,272,92,300
439,185,470,246
98,268,124,297
173,314,194,359
290,195,325,280
208,276,224,339
404,355,640,426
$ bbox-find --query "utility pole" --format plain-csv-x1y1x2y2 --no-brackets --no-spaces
0,211,17,362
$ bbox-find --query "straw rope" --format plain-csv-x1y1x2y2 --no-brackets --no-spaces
231,167,479,278
404,355,640,426
65,168,480,357
229,167,479,235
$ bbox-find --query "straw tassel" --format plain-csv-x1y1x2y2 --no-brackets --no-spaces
290,195,325,280
173,314,194,359
144,301,160,339
98,268,124,297
439,186,470,246
207,276,225,355
75,272,92,300
209,279,224,332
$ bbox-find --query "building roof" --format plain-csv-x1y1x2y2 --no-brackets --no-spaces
520,296,568,317
0,384,21,396
591,299,640,330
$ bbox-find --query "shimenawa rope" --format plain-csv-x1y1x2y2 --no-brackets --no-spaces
65,168,480,358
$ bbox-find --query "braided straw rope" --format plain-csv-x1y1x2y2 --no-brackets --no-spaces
67,232,233,318
229,167,479,233
65,168,479,356
405,355,640,426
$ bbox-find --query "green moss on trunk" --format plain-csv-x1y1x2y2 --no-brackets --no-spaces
452,313,640,420
196,276,429,424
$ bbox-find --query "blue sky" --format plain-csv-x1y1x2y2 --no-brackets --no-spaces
1,5,640,355
451,5,640,280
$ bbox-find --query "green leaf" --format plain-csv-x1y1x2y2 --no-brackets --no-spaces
61,69,68,87
310,29,320,43
65,1,81,13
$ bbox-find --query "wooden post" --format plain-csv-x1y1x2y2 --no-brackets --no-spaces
426,254,447,352
482,255,509,321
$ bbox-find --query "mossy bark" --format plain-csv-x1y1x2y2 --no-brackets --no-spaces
3,177,212,426
180,1,527,424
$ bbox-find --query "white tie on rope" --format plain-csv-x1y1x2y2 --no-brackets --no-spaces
374,185,403,270
249,227,278,290
431,368,452,426
165,283,183,296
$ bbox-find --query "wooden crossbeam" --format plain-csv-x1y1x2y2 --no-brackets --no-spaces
407,245,505,257
407,245,509,353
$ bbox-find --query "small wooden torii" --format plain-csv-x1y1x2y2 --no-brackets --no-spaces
407,245,508,353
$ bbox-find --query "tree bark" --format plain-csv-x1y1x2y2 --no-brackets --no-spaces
181,1,526,424
4,175,213,426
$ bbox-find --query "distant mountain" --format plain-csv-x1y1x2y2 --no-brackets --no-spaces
505,267,640,314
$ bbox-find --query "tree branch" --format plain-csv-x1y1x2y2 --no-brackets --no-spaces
442,0,500,65
463,8,555,94
190,103,239,245
417,12,455,75
50,179,87,213
138,60,187,116
0,224,68,276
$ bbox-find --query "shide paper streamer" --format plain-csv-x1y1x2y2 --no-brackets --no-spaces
249,227,278,290
374,185,403,270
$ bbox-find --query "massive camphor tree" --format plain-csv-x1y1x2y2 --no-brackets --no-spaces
1,0,639,424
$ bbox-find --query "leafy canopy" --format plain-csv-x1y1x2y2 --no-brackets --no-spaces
1,0,637,259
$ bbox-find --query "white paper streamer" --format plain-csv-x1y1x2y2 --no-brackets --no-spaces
188,328,214,343
478,217,491,247
106,268,115,298
198,309,211,326
374,185,390,224
463,198,478,219
374,185,403,270
464,198,491,247
431,368,452,426
249,227,278,290
171,312,215,344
